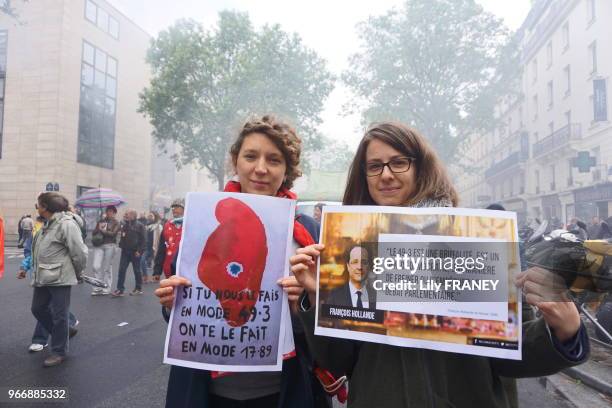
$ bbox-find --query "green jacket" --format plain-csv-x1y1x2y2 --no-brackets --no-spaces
299,307,587,408
31,212,88,287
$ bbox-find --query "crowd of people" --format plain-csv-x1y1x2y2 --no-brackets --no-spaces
15,193,186,367
11,114,602,407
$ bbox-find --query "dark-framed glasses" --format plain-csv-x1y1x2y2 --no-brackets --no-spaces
365,157,415,177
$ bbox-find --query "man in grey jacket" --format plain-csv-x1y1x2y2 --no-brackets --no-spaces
31,192,88,367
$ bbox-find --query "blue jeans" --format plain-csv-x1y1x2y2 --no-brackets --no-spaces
31,286,71,356
139,248,152,277
32,312,77,345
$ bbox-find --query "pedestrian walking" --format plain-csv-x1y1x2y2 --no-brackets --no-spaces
91,206,120,295
30,192,88,367
111,209,145,297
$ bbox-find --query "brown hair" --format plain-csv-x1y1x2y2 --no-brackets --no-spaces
343,122,459,206
230,115,302,190
37,192,69,214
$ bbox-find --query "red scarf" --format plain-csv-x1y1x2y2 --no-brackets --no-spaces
223,181,315,247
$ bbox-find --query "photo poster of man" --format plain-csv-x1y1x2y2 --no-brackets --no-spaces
314,206,523,360
164,192,296,372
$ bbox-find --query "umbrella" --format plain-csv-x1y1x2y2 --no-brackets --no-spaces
75,188,125,209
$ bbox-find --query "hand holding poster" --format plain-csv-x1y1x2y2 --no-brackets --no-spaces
164,192,296,371
315,206,522,360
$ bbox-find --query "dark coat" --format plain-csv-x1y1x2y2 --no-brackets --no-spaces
327,283,376,309
164,214,330,408
299,298,589,408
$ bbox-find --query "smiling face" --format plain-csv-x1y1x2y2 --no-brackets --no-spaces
234,132,287,196
365,138,417,206
347,246,369,289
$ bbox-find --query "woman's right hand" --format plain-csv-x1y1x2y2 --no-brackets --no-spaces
289,243,324,306
154,275,192,308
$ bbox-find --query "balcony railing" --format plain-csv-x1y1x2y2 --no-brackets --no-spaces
485,150,528,179
532,124,581,158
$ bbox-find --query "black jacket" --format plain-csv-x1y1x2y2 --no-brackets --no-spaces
119,220,146,253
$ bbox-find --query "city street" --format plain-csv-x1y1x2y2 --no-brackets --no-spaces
0,245,583,408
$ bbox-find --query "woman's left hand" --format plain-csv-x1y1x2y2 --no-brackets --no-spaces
277,276,304,302
515,266,581,342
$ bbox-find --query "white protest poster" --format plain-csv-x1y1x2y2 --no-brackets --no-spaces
164,192,296,371
314,206,522,360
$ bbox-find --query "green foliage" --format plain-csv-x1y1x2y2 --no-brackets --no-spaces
343,0,519,163
139,11,334,189
310,136,355,173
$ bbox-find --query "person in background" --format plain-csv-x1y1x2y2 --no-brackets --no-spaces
587,216,601,239
152,199,184,282
141,211,163,283
17,214,26,248
20,214,34,256
68,205,88,241
91,206,120,295
111,209,146,297
566,217,588,241
30,192,87,367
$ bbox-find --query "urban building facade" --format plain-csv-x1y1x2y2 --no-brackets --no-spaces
455,0,612,226
0,0,153,232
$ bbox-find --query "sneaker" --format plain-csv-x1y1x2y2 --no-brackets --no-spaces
28,343,47,352
111,290,124,297
129,289,143,296
43,354,65,367
91,290,104,296
69,327,78,338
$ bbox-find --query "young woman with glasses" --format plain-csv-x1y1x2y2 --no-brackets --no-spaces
290,122,589,408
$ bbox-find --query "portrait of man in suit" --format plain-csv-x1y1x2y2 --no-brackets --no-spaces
327,245,376,309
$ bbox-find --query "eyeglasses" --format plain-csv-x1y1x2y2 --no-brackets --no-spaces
365,157,415,177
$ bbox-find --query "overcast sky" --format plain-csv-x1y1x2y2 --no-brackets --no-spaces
109,0,532,148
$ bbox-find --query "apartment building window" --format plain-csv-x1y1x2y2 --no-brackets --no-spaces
563,65,571,96
550,165,556,191
535,170,540,194
0,30,6,159
587,0,596,24
533,94,538,120
562,22,570,51
547,81,553,108
588,41,597,74
531,59,538,83
78,41,117,169
546,41,553,68
84,0,119,40
565,111,571,127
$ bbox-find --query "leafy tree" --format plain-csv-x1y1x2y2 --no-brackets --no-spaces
343,0,519,163
313,136,355,173
139,11,334,190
